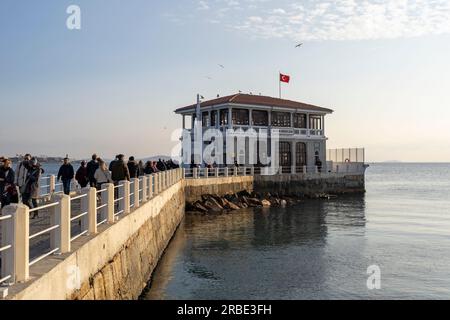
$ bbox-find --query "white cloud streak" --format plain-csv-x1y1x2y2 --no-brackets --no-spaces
192,0,450,41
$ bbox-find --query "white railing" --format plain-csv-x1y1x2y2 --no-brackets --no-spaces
327,148,365,163
183,162,366,179
0,168,184,289
0,214,14,288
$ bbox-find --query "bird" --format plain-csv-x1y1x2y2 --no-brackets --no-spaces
206,76,212,80
218,64,225,68
295,43,303,48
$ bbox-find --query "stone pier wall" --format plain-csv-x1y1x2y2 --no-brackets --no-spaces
7,181,185,300
184,176,254,203
254,173,365,196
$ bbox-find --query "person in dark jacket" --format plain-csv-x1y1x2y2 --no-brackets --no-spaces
156,159,167,171
138,160,145,177
109,155,118,172
75,161,89,188
57,158,75,195
111,154,130,183
144,161,154,175
23,158,44,218
0,158,17,208
127,156,139,179
86,154,99,187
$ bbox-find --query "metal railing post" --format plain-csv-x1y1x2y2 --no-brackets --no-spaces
1,206,16,284
142,176,148,202
154,174,159,195
49,175,56,194
5,204,29,282
225,167,229,177
251,167,255,176
234,167,238,177
104,183,115,224
193,168,198,179
205,168,209,179
149,175,154,198
120,180,130,214
182,168,186,179
86,188,97,235
51,194,71,254
132,178,140,209
215,168,219,177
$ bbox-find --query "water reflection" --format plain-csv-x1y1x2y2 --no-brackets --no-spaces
144,196,368,300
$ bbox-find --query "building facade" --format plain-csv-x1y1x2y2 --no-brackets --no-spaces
175,93,333,173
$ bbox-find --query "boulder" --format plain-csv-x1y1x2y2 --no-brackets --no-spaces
261,200,271,207
203,196,224,212
222,198,241,210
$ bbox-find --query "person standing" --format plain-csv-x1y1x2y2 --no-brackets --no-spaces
111,154,130,184
0,159,17,208
138,160,145,177
94,160,113,189
57,158,75,195
144,161,154,175
86,154,99,188
15,154,31,197
23,158,44,218
75,161,89,188
127,156,139,179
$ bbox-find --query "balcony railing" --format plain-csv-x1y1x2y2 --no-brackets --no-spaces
184,126,325,138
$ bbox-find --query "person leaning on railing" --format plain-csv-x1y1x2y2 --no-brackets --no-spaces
0,158,18,209
94,159,113,190
22,158,44,219
111,154,130,185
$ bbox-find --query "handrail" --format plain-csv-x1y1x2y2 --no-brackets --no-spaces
29,248,60,267
29,224,60,240
2,168,184,287
29,201,59,213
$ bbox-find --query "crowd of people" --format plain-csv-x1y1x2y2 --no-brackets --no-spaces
0,154,179,215
1,155,45,217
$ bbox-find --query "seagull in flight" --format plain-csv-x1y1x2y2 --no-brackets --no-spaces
206,76,212,80
218,64,225,69
295,43,303,48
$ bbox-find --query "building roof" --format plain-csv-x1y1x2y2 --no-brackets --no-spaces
174,93,333,114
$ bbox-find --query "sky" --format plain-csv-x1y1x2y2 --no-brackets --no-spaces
1,0,450,162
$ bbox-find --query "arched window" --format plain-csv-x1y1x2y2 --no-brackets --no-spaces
279,142,291,167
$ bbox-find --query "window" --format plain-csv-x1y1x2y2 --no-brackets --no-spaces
279,142,291,167
309,115,322,130
296,142,307,166
293,114,307,128
232,109,250,126
220,109,229,126
252,110,269,126
272,112,291,127
202,112,209,127
211,111,217,127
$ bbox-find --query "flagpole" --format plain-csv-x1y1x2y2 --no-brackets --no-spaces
279,72,281,99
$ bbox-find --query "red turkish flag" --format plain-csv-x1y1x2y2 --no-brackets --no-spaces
280,73,290,83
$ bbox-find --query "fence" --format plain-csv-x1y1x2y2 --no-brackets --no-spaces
0,168,183,294
327,148,365,164
183,161,365,178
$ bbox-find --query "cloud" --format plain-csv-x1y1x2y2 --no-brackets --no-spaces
189,0,450,41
